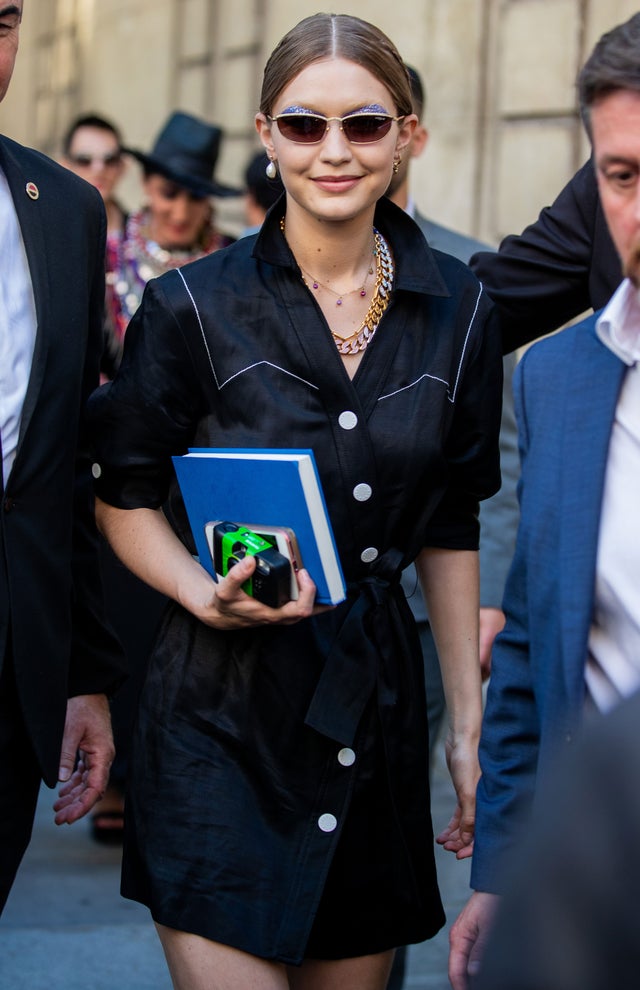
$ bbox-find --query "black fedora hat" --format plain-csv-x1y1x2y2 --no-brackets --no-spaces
126,111,241,198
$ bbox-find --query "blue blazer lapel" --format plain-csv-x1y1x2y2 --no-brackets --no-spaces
559,319,626,705
0,139,52,453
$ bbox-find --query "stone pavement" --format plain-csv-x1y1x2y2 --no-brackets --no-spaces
0,744,470,990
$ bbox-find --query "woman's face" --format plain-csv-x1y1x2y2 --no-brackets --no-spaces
143,175,212,250
256,57,416,226
64,126,124,203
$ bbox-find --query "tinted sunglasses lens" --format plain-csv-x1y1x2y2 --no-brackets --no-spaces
70,153,121,167
276,115,326,143
343,115,393,142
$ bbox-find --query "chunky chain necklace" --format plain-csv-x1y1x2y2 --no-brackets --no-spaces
280,217,394,355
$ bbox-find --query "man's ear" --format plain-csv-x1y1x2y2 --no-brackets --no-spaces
395,113,418,157
410,124,429,160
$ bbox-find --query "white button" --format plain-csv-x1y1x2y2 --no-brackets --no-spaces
360,547,378,563
338,411,358,430
338,748,356,767
318,813,338,832
91,463,102,479
353,483,372,502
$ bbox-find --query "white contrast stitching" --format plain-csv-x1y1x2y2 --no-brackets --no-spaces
378,283,484,405
176,269,219,388
176,270,318,392
379,374,450,401
450,284,483,402
219,362,319,391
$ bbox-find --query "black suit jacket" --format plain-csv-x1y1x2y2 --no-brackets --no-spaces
0,135,125,786
471,159,621,353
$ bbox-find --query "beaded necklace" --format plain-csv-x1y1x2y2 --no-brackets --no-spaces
279,217,394,355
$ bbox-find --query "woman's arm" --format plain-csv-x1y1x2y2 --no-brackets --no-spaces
95,499,319,629
416,546,482,858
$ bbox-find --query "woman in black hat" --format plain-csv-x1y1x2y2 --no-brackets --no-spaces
104,111,240,378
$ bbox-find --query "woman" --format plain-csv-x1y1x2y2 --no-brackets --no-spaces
85,13,502,990
103,110,239,377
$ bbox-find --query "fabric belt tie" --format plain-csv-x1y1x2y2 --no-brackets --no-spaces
304,548,412,745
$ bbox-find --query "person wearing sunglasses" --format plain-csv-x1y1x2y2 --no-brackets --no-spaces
88,13,502,990
62,113,127,238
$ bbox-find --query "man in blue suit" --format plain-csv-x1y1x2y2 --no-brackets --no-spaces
448,13,640,988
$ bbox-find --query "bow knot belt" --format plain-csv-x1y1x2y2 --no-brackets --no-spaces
304,548,416,745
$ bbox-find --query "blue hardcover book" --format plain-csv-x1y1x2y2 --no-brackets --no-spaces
172,448,346,605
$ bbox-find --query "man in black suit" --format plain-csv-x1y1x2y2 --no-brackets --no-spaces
471,158,621,353
0,0,125,913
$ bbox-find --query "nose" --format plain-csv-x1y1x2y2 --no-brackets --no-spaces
319,119,352,161
171,192,192,220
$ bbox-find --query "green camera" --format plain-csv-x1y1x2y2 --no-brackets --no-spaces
212,522,292,607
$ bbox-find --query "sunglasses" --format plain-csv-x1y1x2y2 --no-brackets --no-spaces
268,111,404,145
68,152,122,168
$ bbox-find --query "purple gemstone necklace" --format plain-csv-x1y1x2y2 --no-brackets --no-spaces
299,245,375,305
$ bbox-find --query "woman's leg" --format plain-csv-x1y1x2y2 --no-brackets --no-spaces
288,950,395,990
156,924,290,990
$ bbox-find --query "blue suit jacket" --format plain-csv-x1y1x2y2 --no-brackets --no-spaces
471,311,626,892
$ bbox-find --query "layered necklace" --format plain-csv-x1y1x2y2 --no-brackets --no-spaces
280,218,394,355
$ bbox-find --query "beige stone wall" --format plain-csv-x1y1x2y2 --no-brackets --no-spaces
4,0,639,241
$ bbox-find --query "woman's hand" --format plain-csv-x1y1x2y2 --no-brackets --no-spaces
186,553,330,629
436,728,481,860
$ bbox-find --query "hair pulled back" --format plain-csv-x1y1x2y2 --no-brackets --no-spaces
259,13,412,118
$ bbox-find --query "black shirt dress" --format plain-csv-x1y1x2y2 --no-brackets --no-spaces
88,197,502,965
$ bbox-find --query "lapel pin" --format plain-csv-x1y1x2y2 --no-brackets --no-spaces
26,182,39,200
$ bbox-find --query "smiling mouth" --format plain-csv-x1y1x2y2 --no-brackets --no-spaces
312,175,362,188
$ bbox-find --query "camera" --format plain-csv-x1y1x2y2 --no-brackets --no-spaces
210,522,292,607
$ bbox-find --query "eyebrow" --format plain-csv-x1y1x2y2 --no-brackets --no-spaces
0,4,22,18
278,103,390,116
597,154,639,169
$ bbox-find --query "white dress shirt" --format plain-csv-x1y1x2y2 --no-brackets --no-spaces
0,166,37,486
585,280,640,711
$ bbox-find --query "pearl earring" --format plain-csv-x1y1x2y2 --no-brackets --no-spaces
266,159,277,179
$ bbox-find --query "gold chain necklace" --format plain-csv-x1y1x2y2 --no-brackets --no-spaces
280,218,394,355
